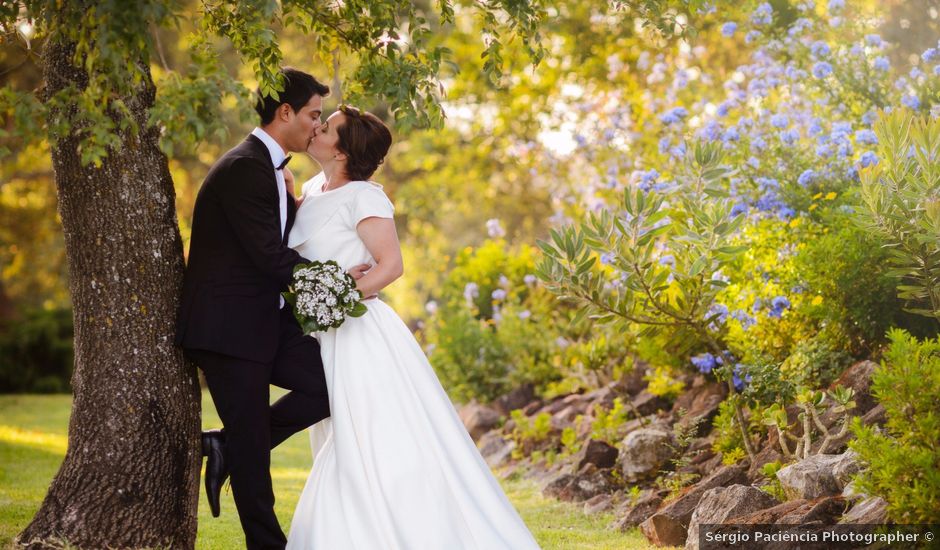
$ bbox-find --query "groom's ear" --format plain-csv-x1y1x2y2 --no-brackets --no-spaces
276,103,294,123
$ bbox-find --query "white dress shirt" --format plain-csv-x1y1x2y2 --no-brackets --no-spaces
250,127,289,308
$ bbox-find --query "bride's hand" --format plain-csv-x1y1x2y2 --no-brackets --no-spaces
348,263,378,300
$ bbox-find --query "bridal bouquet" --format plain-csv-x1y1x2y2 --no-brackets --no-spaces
283,261,367,333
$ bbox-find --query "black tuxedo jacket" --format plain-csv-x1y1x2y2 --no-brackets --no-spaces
176,135,306,363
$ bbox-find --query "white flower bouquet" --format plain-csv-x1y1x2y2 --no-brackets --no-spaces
283,261,367,333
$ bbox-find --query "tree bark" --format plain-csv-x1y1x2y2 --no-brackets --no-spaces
17,34,201,550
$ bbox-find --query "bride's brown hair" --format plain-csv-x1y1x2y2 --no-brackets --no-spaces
335,105,392,181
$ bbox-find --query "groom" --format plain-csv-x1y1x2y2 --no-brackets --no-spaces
177,68,356,549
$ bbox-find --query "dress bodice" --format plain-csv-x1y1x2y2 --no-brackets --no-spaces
287,173,395,270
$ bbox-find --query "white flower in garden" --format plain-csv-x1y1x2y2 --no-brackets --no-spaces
425,300,438,315
486,218,506,238
464,282,479,306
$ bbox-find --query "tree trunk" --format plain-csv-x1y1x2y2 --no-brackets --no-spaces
17,35,201,550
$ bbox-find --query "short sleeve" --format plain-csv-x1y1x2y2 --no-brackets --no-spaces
352,184,395,225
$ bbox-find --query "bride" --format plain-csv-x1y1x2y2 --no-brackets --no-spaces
283,105,540,550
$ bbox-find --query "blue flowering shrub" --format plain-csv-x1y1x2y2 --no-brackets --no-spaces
534,1,940,460
850,329,940,523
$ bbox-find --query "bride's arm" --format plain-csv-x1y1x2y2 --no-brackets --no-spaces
355,217,403,298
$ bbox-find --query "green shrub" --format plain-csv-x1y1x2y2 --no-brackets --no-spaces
850,329,940,523
0,307,73,393
795,212,938,353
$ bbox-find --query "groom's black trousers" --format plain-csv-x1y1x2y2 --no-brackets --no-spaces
188,307,329,550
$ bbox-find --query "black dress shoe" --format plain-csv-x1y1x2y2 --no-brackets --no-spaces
201,429,228,518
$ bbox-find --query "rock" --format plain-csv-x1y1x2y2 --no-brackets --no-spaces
542,472,575,500
615,490,664,530
552,404,582,427
776,451,860,500
584,384,619,412
685,485,780,550
829,360,879,415
840,496,888,524
539,392,589,416
620,428,676,483
477,431,514,468
733,498,810,524
639,463,749,547
672,379,727,437
545,465,616,502
621,365,649,396
492,384,536,416
860,403,886,427
776,496,847,524
521,400,543,416
632,390,670,416
458,402,501,441
578,439,619,470
583,494,614,515
746,444,785,483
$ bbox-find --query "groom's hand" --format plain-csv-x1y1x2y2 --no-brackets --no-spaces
349,264,378,300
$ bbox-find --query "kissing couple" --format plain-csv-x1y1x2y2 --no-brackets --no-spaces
176,67,541,550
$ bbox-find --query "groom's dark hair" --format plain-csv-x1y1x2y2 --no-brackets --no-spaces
255,67,330,125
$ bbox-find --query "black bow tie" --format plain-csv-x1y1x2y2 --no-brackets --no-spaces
276,155,292,171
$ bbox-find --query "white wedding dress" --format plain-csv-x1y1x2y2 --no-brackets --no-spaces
285,174,540,550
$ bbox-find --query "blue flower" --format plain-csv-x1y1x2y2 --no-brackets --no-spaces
600,252,615,265
902,94,921,110
491,289,507,301
797,169,816,186
828,0,845,11
731,309,756,329
865,34,883,47
717,101,734,117
708,303,730,327
780,129,800,145
745,30,762,44
732,365,752,391
659,107,689,125
934,65,940,76
658,255,675,266
922,48,940,63
768,295,790,318
722,127,741,143
810,41,830,58
751,2,773,25
855,129,878,145
873,57,890,72
659,137,672,154
777,206,796,220
721,22,738,37
859,151,879,167
770,114,789,128
731,202,748,217
692,352,722,374
524,274,537,286
812,62,833,79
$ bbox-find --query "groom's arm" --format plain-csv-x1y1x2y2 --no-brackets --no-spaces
219,157,305,288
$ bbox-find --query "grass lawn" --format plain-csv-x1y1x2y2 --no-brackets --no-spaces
0,392,663,549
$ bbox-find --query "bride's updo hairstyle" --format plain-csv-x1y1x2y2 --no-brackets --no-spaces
336,105,392,181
